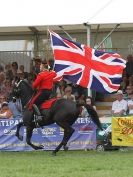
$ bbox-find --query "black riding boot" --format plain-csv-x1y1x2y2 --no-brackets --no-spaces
32,104,43,127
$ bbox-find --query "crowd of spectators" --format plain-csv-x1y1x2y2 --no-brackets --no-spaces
1,54,133,119
120,54,133,94
0,61,25,119
0,57,90,119
111,54,133,116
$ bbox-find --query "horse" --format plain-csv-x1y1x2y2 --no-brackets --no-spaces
12,78,103,155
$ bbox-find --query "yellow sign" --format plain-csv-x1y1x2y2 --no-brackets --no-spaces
112,117,133,146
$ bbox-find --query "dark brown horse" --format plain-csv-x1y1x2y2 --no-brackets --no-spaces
12,79,103,155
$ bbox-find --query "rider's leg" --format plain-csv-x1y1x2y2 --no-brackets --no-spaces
33,89,51,124
33,89,51,114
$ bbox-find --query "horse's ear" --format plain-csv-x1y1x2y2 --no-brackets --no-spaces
14,76,20,83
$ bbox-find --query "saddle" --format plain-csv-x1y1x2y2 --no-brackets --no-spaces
32,98,57,127
41,98,57,109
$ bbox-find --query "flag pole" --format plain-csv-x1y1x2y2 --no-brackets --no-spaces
58,26,74,41
84,23,92,97
45,26,50,64
96,24,120,50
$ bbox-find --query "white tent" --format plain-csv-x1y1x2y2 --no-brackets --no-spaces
0,0,132,95
0,0,133,31
89,0,133,25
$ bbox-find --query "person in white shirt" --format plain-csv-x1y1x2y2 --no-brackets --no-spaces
127,92,133,115
63,86,76,102
0,102,13,119
111,90,128,116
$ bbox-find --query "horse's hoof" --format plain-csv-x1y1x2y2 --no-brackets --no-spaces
64,146,69,151
39,145,44,149
34,145,44,150
52,151,56,156
37,145,44,150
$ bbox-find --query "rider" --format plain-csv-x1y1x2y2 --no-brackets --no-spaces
31,60,57,119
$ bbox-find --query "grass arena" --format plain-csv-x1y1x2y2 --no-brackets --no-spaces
0,150,133,177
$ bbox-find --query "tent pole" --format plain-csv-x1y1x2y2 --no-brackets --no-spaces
96,24,120,49
94,24,100,47
85,23,92,96
58,26,74,41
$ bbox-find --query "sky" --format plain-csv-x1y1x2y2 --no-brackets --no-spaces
0,0,132,27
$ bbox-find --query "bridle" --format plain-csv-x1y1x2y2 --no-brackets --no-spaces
14,79,23,88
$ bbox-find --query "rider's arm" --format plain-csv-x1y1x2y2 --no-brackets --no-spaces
32,73,42,89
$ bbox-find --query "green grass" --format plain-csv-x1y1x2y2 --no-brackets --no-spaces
0,150,133,177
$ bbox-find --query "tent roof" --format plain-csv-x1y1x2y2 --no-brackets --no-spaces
88,0,133,25
0,23,133,36
0,0,133,35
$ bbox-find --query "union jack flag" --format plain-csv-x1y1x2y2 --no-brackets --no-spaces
50,31,126,94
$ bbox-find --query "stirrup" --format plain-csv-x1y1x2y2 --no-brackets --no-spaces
32,104,41,116
34,115,43,128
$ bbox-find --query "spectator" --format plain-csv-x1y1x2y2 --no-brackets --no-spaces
48,59,54,70
77,85,87,98
81,96,96,118
19,65,28,79
0,95,7,109
5,63,13,81
111,90,128,116
124,85,133,100
63,86,76,101
86,96,96,110
30,57,42,76
0,65,6,92
11,62,18,78
0,102,13,119
26,72,35,85
17,70,25,80
2,79,12,99
8,99,22,119
127,92,133,115
77,94,86,104
11,62,19,85
56,80,67,97
125,54,133,86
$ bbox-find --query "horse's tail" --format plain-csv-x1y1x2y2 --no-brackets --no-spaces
84,105,103,130
76,101,103,130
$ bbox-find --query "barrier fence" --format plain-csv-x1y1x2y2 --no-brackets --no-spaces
0,117,132,151
0,118,96,151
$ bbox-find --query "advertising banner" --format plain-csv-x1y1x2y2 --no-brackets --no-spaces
0,118,96,151
112,117,133,146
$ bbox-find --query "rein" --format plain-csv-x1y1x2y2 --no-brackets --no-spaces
15,79,23,88
14,79,34,109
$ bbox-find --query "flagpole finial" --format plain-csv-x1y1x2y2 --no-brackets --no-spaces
83,22,90,26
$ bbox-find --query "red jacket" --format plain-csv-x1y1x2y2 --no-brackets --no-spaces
32,70,57,90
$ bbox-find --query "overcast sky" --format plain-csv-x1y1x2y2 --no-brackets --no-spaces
0,0,133,27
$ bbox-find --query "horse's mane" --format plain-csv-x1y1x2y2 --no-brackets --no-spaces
23,79,33,90
15,79,34,107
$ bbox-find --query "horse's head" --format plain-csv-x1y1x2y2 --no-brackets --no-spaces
12,78,34,108
12,79,22,99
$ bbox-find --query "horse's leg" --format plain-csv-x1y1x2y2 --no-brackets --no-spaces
15,122,24,141
62,129,74,152
26,125,44,150
52,122,75,155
